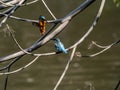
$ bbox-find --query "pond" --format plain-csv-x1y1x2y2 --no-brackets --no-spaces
0,0,120,90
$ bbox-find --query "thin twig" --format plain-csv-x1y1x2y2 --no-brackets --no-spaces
3,56,22,90
0,56,39,75
41,0,57,20
91,41,109,48
4,14,38,23
21,0,39,6
83,39,120,57
6,24,33,55
0,13,57,24
53,46,77,90
4,67,10,90
0,0,39,7
2,56,23,90
68,0,106,50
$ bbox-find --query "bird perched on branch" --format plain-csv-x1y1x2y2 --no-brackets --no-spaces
53,38,67,54
32,15,47,35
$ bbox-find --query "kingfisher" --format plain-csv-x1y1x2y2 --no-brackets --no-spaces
53,38,67,54
32,15,47,35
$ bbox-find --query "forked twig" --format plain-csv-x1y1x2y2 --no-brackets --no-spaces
83,39,120,57
91,41,109,48
0,0,26,27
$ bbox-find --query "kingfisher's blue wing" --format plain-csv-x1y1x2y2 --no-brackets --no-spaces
56,41,67,54
59,42,67,53
53,38,67,54
55,43,59,51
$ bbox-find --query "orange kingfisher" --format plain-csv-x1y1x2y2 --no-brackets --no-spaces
39,15,46,35
33,15,47,35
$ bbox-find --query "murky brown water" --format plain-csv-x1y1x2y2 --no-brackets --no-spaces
0,1,120,90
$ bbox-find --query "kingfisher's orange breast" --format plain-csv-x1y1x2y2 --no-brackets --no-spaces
39,21,46,35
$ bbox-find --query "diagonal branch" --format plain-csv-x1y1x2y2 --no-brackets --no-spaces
0,0,96,62
53,46,77,90
41,0,57,20
68,0,106,50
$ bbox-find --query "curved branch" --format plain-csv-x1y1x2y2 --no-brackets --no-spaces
53,46,77,90
68,0,105,50
0,56,39,75
82,39,120,57
0,0,96,62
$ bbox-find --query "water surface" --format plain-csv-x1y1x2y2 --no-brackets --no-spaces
0,1,120,90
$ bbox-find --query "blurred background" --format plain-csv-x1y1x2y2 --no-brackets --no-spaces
0,0,120,90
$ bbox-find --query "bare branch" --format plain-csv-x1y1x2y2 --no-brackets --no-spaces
1,14,39,23
0,0,22,9
0,0,27,26
91,41,109,49
21,0,39,6
6,24,33,55
0,0,96,62
53,46,77,90
0,0,39,7
83,39,120,57
41,0,57,20
0,56,39,75
0,56,22,71
68,0,106,50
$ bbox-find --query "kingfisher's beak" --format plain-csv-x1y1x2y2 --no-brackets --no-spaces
44,18,47,21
